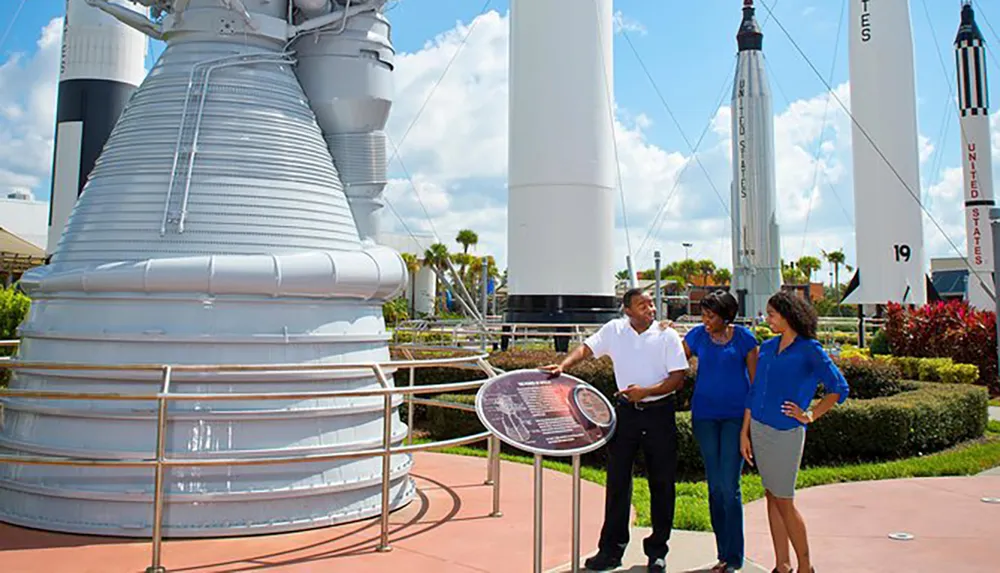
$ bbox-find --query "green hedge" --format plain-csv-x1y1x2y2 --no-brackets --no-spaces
419,382,988,477
802,382,988,464
883,356,980,385
825,356,901,400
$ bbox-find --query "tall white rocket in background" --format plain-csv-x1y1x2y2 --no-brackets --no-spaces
730,0,781,319
842,0,928,306
506,0,618,344
955,0,996,310
47,0,148,254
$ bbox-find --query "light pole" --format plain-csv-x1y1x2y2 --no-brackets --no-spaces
682,242,693,261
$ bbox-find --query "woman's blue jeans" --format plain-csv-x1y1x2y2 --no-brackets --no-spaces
692,417,745,569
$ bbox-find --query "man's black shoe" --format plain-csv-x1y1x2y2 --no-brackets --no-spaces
647,557,666,572
583,552,621,571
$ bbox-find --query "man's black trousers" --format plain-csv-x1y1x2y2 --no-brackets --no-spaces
597,396,678,560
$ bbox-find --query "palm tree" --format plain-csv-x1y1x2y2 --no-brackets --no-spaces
456,229,479,254
469,255,500,307
400,252,421,316
782,266,807,285
821,248,852,300
713,268,732,286
697,259,716,286
423,243,450,314
455,229,479,279
797,256,822,283
677,259,698,286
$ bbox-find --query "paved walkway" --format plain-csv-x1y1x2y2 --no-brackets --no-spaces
744,476,1000,573
0,452,608,573
989,406,999,422
2,455,998,572
549,528,768,572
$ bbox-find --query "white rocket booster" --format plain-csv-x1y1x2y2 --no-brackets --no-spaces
842,0,928,306
506,0,618,331
955,0,996,310
730,0,781,319
46,0,148,254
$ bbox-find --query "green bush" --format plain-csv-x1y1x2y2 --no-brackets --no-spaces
802,382,988,463
939,363,980,385
392,330,455,345
425,393,482,440
828,356,902,399
382,297,409,327
753,326,776,343
422,382,989,476
0,287,29,387
918,358,954,382
887,356,921,380
878,356,979,385
869,328,890,355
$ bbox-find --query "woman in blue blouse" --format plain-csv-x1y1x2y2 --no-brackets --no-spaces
682,291,759,573
741,291,849,573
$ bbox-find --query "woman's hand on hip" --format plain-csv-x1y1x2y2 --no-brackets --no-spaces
781,401,811,424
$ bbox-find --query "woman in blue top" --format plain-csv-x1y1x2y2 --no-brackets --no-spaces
741,291,849,573
682,291,759,573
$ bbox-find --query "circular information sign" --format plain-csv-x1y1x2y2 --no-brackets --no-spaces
475,369,617,457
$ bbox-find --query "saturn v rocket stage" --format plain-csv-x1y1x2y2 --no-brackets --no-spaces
0,0,412,538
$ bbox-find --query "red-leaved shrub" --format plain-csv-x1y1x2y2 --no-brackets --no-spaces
884,300,998,394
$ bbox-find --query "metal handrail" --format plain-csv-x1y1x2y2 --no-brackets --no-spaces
0,342,502,573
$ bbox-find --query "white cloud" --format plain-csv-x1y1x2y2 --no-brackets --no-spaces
0,18,62,197
613,11,647,36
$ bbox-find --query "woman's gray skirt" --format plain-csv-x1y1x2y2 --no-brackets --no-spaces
750,418,805,498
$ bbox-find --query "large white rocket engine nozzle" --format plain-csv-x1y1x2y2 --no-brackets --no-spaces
2,0,413,538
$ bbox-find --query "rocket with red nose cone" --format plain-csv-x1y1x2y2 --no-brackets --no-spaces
954,0,996,309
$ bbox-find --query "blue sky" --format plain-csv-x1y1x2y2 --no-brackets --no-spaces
2,0,1000,277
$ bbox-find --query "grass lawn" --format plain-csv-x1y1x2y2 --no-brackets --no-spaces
419,420,1000,531
990,398,1000,408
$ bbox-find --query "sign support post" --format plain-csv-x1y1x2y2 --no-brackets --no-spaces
571,454,581,573
534,454,544,573
475,370,617,573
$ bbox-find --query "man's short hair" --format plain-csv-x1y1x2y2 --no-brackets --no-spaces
621,287,644,309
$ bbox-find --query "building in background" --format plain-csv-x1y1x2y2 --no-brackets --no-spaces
378,232,438,316
0,190,48,286
930,257,973,302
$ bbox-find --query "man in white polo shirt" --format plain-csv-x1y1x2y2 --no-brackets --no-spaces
540,288,688,572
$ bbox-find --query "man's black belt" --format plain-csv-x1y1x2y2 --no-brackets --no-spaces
616,395,674,411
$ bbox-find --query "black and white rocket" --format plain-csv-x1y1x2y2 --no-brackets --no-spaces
730,0,781,318
46,0,147,254
955,0,996,309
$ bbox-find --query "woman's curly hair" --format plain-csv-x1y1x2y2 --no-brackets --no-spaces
767,290,818,339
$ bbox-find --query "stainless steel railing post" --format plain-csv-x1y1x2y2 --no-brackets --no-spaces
373,364,393,553
146,365,172,573
0,346,500,564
